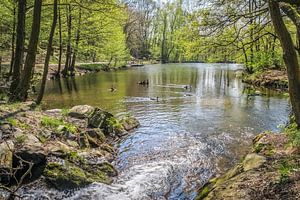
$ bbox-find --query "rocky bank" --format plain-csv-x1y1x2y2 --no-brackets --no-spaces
196,132,300,200
0,102,140,199
242,70,288,90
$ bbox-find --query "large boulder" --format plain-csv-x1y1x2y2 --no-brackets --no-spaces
88,108,113,134
69,105,94,119
43,157,117,190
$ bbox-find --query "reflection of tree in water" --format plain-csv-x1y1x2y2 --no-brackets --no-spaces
63,77,78,94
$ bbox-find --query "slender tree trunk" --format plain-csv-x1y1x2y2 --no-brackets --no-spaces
268,0,300,127
161,13,167,64
10,0,42,102
70,6,82,76
9,4,17,77
10,0,26,95
36,0,58,104
57,1,62,77
62,4,72,77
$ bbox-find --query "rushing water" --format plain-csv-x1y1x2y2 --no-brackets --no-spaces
30,63,290,199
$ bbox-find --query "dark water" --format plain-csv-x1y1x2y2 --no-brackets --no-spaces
38,63,289,199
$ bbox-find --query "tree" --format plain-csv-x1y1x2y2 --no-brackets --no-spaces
268,0,300,127
9,0,26,94
10,0,42,102
36,0,58,104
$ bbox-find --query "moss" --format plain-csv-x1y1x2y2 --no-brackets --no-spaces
61,108,70,117
284,120,300,147
196,186,211,200
6,117,30,130
44,162,90,190
41,116,77,134
15,134,28,144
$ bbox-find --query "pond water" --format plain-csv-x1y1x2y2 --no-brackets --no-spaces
34,63,290,199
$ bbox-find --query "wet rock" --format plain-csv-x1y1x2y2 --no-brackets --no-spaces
88,108,113,134
120,115,140,131
43,159,115,190
69,105,94,119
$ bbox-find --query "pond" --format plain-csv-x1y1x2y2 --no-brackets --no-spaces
37,63,290,199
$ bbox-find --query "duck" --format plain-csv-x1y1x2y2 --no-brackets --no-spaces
150,97,159,102
110,87,117,92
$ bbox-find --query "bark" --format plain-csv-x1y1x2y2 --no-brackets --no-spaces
9,5,16,76
10,0,26,94
161,13,168,64
268,0,300,127
62,4,72,77
10,0,42,102
36,0,58,104
57,0,62,77
70,6,82,76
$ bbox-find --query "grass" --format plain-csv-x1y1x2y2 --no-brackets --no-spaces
77,63,108,72
7,117,30,130
41,116,77,134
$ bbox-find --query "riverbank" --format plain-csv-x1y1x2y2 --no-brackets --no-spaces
242,69,288,91
196,130,300,199
0,102,139,199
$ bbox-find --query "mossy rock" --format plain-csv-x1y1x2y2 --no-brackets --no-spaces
44,162,90,190
44,160,114,190
120,116,140,131
88,108,114,134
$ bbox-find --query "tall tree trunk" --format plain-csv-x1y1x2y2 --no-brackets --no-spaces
36,0,58,104
10,0,26,95
161,13,167,64
70,6,82,76
57,1,62,77
268,0,300,127
10,0,42,102
9,4,17,77
62,4,72,78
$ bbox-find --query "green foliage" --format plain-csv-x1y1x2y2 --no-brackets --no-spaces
15,134,27,144
278,159,297,184
284,119,300,147
41,116,77,134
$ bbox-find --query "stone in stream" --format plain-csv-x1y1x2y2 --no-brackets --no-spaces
120,115,140,131
69,105,95,119
88,108,114,134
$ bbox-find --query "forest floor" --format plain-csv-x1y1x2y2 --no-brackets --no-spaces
0,102,140,199
196,131,300,200
242,69,288,91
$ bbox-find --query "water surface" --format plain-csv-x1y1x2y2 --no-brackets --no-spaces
37,63,289,199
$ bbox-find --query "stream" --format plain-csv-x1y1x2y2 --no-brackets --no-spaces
26,63,290,199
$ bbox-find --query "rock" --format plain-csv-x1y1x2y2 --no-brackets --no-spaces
88,108,114,134
242,153,266,171
0,140,14,169
43,161,91,190
44,159,115,190
69,105,94,119
0,140,14,184
44,109,62,115
45,141,72,156
120,116,140,131
0,123,12,136
78,133,90,149
85,129,106,147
